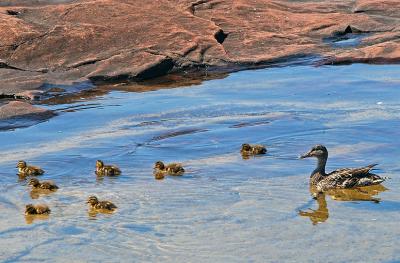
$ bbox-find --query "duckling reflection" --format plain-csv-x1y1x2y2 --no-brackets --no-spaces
299,185,387,225
25,214,50,224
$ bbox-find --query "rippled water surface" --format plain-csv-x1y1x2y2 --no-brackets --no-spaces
0,64,399,262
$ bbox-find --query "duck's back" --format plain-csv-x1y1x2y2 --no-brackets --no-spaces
95,201,117,210
101,165,121,176
166,163,184,175
317,164,384,191
252,145,267,154
40,181,58,190
35,205,51,214
24,166,44,176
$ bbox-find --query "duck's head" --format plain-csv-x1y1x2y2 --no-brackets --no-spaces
28,178,40,187
17,161,27,168
25,204,36,214
87,196,99,205
241,144,251,151
96,160,104,168
300,145,328,159
154,161,165,170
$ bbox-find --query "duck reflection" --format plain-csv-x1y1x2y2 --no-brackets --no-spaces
299,185,387,225
25,214,50,224
299,191,328,225
30,189,57,199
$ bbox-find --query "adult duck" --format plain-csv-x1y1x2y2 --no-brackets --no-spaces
300,145,385,192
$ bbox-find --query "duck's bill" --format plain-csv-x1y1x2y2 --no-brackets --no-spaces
300,151,312,159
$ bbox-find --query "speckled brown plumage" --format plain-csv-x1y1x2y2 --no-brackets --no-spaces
154,161,185,176
87,196,117,211
17,161,44,176
240,143,267,156
95,160,121,176
25,204,51,215
28,178,58,190
301,145,385,192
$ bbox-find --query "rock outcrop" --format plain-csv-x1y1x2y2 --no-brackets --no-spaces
0,0,399,120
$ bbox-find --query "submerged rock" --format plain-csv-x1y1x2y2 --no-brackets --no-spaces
0,101,54,130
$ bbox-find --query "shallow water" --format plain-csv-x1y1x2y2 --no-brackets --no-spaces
0,64,399,262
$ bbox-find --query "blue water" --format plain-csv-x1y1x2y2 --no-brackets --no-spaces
0,64,399,262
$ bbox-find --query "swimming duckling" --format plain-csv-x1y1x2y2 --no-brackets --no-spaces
28,178,58,191
300,145,385,192
87,196,117,211
25,204,51,215
95,160,121,176
16,161,44,176
154,161,185,176
240,143,267,156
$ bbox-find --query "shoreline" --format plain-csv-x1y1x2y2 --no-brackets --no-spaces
0,0,399,124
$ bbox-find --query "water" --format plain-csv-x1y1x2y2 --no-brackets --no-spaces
0,64,399,262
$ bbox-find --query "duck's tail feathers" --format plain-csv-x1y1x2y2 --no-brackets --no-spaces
373,178,385,184
368,163,379,170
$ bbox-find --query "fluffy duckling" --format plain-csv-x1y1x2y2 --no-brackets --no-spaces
87,196,117,211
300,145,385,192
25,204,51,215
16,161,44,176
154,161,185,176
28,178,58,191
95,160,121,176
240,143,267,156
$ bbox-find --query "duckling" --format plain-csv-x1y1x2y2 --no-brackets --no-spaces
28,178,58,191
95,160,121,176
154,161,185,176
300,145,385,192
16,161,44,176
87,196,117,211
240,143,267,156
25,204,51,215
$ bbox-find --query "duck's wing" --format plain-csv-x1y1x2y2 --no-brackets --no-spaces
99,201,117,210
32,166,45,175
320,164,383,190
168,163,184,173
41,181,58,190
254,145,267,154
109,165,121,174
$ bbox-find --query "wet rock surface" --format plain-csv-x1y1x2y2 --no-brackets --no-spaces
0,101,54,130
0,0,399,120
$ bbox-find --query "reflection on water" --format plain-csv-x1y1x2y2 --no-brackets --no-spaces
87,208,117,219
25,214,50,225
30,188,58,200
0,64,399,262
299,192,329,225
299,185,388,225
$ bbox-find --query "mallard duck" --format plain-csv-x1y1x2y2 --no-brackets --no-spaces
300,145,385,192
240,143,267,156
25,204,51,215
16,161,44,176
87,196,117,211
95,160,121,176
28,178,58,191
154,161,185,176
